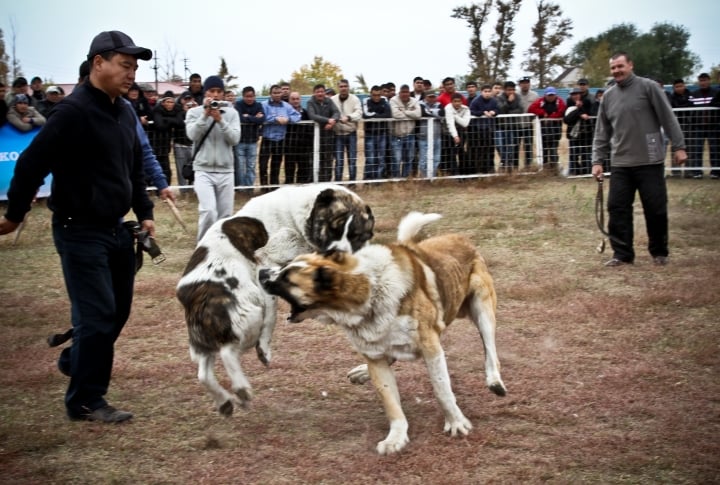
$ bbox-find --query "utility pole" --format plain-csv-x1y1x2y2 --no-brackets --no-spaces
183,58,191,84
153,50,159,93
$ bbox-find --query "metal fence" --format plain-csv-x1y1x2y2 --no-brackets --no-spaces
184,106,719,189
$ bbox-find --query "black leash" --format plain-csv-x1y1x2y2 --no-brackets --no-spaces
594,178,627,253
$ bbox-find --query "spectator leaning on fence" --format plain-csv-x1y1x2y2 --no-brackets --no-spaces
517,76,539,167
528,87,566,172
469,84,499,174
591,51,687,268
362,85,392,180
259,84,300,186
688,72,719,179
390,84,422,178
306,84,340,183
332,79,362,182
234,86,264,187
6,94,46,132
286,91,313,184
444,92,471,176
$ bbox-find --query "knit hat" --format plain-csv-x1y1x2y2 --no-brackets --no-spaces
14,94,30,104
544,87,557,96
203,76,224,93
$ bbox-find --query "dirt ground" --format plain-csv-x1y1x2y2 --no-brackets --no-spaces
1,175,719,484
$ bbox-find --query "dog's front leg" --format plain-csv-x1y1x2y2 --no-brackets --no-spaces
422,343,472,438
367,358,409,455
255,295,277,365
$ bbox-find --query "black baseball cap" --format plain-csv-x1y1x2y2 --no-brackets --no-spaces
87,31,152,61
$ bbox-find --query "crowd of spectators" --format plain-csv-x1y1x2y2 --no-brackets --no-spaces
1,70,718,185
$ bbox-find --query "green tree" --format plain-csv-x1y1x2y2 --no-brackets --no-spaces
581,40,612,87
0,29,9,85
487,0,523,82
571,23,700,81
289,56,344,95
217,57,238,91
571,23,639,65
522,0,573,87
354,73,368,94
451,1,493,83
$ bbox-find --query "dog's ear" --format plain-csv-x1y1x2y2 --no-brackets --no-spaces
316,189,336,207
313,266,335,292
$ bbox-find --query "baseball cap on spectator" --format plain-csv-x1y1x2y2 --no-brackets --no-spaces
424,91,438,98
46,85,62,95
544,87,557,96
12,77,28,88
15,94,30,104
325,88,336,96
698,73,710,80
88,30,152,61
181,92,194,99
578,78,589,85
570,88,582,95
518,76,531,83
160,90,175,102
203,75,225,92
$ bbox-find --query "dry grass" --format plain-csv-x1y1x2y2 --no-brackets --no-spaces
1,175,719,484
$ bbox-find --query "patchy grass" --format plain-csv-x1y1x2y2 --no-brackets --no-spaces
1,176,719,484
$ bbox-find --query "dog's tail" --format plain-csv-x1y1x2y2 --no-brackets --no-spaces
397,212,442,243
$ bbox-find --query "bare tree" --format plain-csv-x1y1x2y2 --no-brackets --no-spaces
159,40,182,83
8,17,23,80
488,0,523,81
451,1,493,83
217,57,238,91
0,29,10,85
522,0,573,87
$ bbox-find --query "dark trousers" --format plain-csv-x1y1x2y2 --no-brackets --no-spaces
52,219,135,417
258,139,285,186
607,164,668,262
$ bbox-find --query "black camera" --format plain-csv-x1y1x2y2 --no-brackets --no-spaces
123,221,165,268
209,100,221,109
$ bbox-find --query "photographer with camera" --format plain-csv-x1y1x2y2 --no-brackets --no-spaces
185,75,240,241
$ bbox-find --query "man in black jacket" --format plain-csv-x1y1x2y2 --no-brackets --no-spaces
0,30,155,423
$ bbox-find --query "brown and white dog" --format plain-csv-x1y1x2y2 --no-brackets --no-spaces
260,212,506,454
176,184,374,416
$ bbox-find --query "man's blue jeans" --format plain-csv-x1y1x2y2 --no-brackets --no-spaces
417,134,441,177
364,134,386,179
335,133,358,181
234,142,258,187
391,134,415,178
52,218,135,418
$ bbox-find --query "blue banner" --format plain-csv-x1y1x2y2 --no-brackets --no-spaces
0,124,52,201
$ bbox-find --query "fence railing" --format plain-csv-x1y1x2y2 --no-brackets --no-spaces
176,106,720,189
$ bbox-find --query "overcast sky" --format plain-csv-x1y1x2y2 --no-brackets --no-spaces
2,0,718,90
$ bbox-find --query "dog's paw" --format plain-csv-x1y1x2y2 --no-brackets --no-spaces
234,387,253,408
376,434,410,455
488,380,507,397
218,400,234,417
347,364,370,385
444,415,472,437
255,342,271,366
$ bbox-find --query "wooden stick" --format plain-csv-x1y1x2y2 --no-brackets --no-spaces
12,214,28,246
165,198,189,234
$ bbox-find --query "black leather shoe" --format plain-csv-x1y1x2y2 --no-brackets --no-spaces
69,405,133,423
604,258,633,267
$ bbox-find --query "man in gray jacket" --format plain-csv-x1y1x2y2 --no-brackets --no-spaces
592,51,687,267
186,75,241,240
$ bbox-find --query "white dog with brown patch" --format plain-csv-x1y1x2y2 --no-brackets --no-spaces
176,184,374,416
260,212,507,454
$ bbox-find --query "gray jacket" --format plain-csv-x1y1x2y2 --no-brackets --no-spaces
593,73,685,167
185,103,241,173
